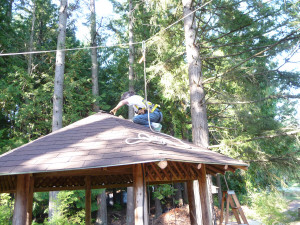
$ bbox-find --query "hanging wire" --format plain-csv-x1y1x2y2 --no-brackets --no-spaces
0,42,144,56
0,1,213,57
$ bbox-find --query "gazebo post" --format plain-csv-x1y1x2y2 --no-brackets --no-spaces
26,175,34,225
133,164,148,225
187,180,202,225
13,174,31,225
85,176,91,225
198,164,212,224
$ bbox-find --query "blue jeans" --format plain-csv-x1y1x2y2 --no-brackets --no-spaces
133,109,162,127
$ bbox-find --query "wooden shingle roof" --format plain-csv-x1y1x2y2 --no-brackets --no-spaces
0,112,247,176
0,112,247,192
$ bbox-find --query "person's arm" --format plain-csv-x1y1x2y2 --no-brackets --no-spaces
110,100,129,115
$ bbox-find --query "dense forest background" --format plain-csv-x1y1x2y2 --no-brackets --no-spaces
0,0,299,224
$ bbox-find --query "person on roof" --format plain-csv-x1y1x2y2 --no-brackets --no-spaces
110,91,163,132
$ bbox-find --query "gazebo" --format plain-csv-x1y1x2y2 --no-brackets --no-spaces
0,112,248,225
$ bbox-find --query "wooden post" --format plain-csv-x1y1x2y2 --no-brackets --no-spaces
126,187,134,224
26,175,34,225
187,180,202,224
187,181,198,225
13,174,31,225
133,164,148,225
198,165,212,225
85,176,91,225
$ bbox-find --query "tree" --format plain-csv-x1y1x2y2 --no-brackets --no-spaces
128,0,135,119
49,0,68,220
182,0,212,223
90,0,99,112
27,0,36,76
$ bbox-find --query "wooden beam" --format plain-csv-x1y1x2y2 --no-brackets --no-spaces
206,165,225,175
156,160,168,169
85,176,91,225
133,164,148,225
198,165,212,224
13,174,31,225
34,165,133,178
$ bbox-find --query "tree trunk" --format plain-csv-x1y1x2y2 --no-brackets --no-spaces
52,0,68,132
90,0,99,112
50,0,68,220
174,183,183,207
128,0,135,119
126,1,135,223
154,185,162,218
6,0,14,24
28,0,36,75
182,0,212,224
96,190,107,225
182,182,189,204
182,0,209,148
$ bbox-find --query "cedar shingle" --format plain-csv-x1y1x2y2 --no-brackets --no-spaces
0,112,247,176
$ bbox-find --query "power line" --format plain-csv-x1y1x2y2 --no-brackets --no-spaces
0,1,212,57
0,42,143,57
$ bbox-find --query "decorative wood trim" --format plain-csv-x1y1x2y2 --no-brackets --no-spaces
169,161,182,177
149,163,163,181
177,162,190,179
156,161,168,169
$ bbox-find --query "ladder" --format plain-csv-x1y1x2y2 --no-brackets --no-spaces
219,190,249,225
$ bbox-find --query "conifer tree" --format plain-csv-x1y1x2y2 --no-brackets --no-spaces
50,0,68,220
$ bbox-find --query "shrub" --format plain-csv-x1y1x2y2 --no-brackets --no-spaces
0,194,14,225
250,190,290,225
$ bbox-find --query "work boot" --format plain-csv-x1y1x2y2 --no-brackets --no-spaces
151,122,162,132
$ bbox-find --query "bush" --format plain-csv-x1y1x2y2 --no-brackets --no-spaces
249,190,290,225
0,194,14,225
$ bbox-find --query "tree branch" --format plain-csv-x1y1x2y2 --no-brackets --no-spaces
207,94,300,105
209,129,300,148
203,30,299,84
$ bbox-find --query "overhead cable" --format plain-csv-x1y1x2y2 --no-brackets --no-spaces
0,41,143,56
0,1,213,57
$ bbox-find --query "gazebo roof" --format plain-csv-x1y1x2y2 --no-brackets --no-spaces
0,112,247,193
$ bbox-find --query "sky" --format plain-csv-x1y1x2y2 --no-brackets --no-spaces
54,0,299,121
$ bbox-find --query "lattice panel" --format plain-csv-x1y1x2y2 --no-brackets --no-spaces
34,176,85,190
92,174,133,187
0,175,16,192
145,161,201,182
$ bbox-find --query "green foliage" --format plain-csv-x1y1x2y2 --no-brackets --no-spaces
0,0,299,221
153,184,177,204
0,194,13,225
45,191,85,225
248,191,291,225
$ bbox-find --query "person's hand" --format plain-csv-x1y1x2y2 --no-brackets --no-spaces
137,108,146,115
110,108,117,115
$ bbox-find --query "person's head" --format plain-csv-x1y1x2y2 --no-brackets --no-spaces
121,91,135,100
